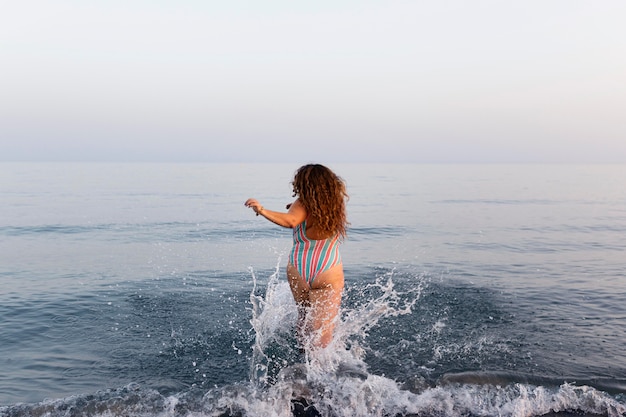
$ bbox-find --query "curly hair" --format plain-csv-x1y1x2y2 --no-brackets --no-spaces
291,164,349,238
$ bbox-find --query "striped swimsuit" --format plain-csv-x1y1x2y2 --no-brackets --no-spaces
289,220,342,285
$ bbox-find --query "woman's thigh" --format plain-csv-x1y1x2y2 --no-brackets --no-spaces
287,263,310,305
309,264,344,324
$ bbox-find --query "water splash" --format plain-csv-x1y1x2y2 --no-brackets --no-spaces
242,265,428,416
248,258,299,387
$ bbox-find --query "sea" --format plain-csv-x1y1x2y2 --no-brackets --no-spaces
1,162,625,417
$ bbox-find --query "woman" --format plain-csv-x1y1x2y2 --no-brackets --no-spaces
244,164,349,349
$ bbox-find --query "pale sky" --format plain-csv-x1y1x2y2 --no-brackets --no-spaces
2,0,625,163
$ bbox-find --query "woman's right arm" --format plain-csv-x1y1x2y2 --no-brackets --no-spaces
244,198,307,228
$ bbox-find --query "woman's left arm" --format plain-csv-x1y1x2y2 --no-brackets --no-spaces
244,198,306,228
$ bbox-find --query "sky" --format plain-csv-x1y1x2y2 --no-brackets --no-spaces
1,0,626,163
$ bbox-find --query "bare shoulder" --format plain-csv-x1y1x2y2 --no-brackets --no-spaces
286,198,307,226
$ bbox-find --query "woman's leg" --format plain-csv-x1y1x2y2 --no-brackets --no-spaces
287,263,345,348
287,264,310,344
308,264,344,348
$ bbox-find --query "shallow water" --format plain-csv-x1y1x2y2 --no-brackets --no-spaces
1,163,625,416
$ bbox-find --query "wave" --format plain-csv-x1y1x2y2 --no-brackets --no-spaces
2,375,624,417
0,222,253,242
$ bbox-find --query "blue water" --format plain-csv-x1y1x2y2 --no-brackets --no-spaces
1,163,625,417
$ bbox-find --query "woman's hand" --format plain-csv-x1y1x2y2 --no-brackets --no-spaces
244,198,264,216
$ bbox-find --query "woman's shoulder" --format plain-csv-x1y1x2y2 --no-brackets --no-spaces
286,198,308,228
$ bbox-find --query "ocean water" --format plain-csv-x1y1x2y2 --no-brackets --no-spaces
1,162,625,417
